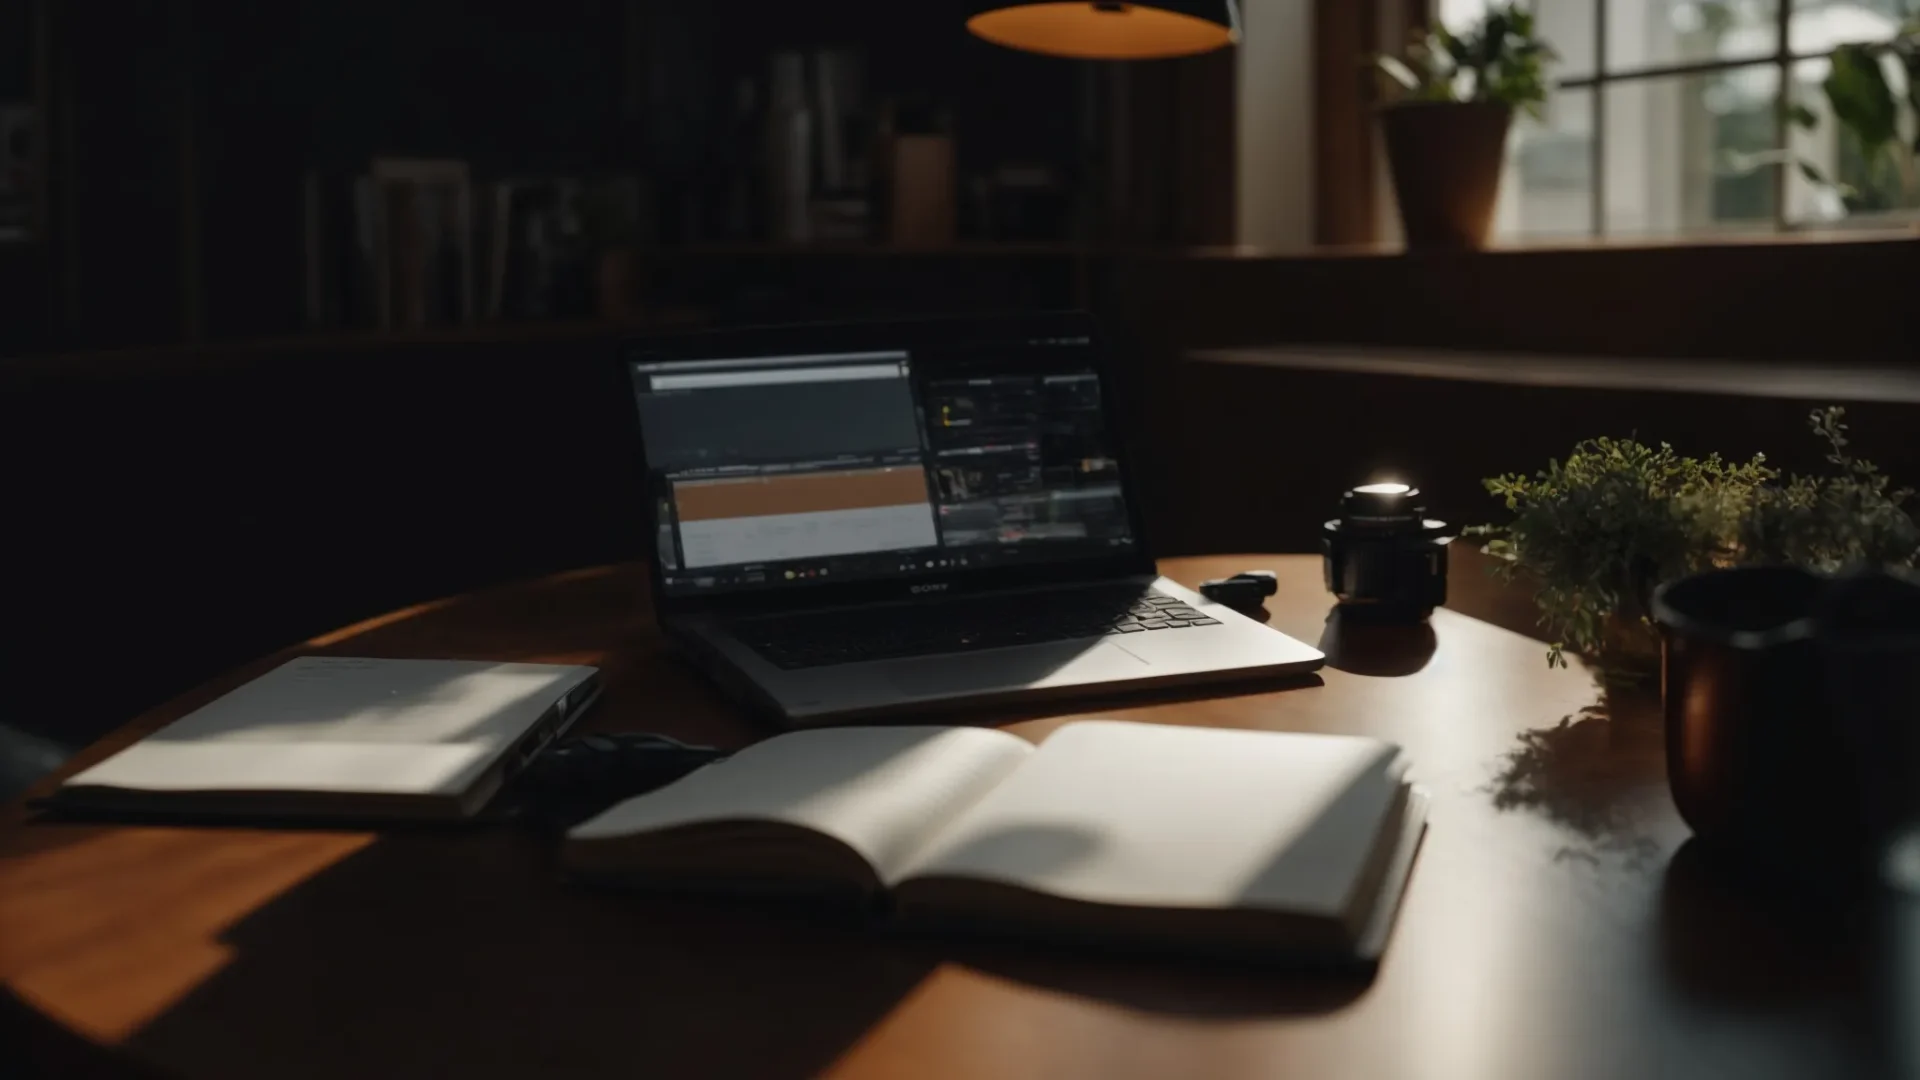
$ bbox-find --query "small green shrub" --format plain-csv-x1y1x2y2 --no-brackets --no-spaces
1471,408,1919,668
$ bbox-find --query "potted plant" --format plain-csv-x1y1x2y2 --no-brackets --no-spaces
1790,15,1920,227
1374,3,1556,251
1471,408,1920,678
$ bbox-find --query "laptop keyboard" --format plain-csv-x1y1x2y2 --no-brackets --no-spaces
730,586,1223,670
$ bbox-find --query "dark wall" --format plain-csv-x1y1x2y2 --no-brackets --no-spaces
1,244,1089,755
1118,239,1920,363
2,333,644,752
22,0,635,352
197,0,638,342
682,0,1080,175
0,0,47,353
648,249,1089,324
11,0,1096,357
45,1,194,351
1100,239,1920,557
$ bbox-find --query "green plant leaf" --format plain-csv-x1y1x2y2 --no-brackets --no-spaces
1785,101,1820,130
1905,49,1920,149
1481,13,1511,69
1376,54,1424,92
1795,159,1861,201
1399,4,1552,110
1825,44,1900,160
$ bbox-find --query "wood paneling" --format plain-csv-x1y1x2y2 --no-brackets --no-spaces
1108,47,1238,247
1097,237,1920,556
1112,236,1920,361
1313,0,1379,246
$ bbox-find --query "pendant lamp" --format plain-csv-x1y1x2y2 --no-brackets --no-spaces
966,1,1241,60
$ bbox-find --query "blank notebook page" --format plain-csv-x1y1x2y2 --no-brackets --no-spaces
567,726,1035,878
892,720,1407,918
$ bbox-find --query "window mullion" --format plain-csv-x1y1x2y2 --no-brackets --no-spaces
1593,0,1608,238
1561,49,1841,89
1773,0,1794,232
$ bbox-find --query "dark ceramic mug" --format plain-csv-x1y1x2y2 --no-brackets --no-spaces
1653,566,1920,866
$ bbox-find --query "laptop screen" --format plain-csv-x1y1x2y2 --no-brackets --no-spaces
629,330,1140,597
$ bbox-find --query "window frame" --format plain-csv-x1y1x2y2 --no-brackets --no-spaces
1557,0,1892,236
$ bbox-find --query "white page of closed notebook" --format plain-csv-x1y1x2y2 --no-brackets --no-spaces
566,726,1035,879
889,721,1407,919
61,657,597,799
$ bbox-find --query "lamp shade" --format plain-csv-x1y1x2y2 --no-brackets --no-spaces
967,1,1240,60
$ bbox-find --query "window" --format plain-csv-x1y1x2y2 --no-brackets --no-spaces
1441,0,1916,238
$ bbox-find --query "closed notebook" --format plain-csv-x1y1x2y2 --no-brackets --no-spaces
51,656,601,821
564,719,1427,961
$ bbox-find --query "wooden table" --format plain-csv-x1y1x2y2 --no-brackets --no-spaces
0,556,1879,1079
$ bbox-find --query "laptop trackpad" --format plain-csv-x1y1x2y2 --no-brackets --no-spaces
882,640,1147,698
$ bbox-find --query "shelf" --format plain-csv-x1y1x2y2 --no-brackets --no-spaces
646,242,1096,258
2,309,712,381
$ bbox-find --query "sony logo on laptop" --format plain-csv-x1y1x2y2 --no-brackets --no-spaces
911,583,951,595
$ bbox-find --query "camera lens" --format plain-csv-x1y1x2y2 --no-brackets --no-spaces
1322,482,1453,622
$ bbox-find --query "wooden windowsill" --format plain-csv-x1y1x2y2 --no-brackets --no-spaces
604,228,1916,261
1189,345,1920,404
1181,225,1919,261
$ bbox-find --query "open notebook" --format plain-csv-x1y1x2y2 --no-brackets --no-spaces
565,720,1427,962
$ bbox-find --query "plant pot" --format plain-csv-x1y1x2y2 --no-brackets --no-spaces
1652,566,1920,873
1380,102,1513,251
1594,612,1662,686
1653,567,1834,858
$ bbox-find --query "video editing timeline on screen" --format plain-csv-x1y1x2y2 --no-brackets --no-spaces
922,369,1131,550
634,350,937,593
631,340,1135,596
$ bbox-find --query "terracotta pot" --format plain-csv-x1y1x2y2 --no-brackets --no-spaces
1380,102,1513,251
1594,612,1662,686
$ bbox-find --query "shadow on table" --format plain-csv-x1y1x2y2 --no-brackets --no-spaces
1316,608,1437,677
5,983,176,1080
1657,836,1883,1080
1485,691,1669,868
1444,545,1552,644
1658,837,1871,1009
947,940,1372,1018
957,670,1327,729
118,831,921,1080
120,822,1363,1080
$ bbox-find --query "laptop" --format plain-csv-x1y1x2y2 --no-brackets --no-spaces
623,313,1325,724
